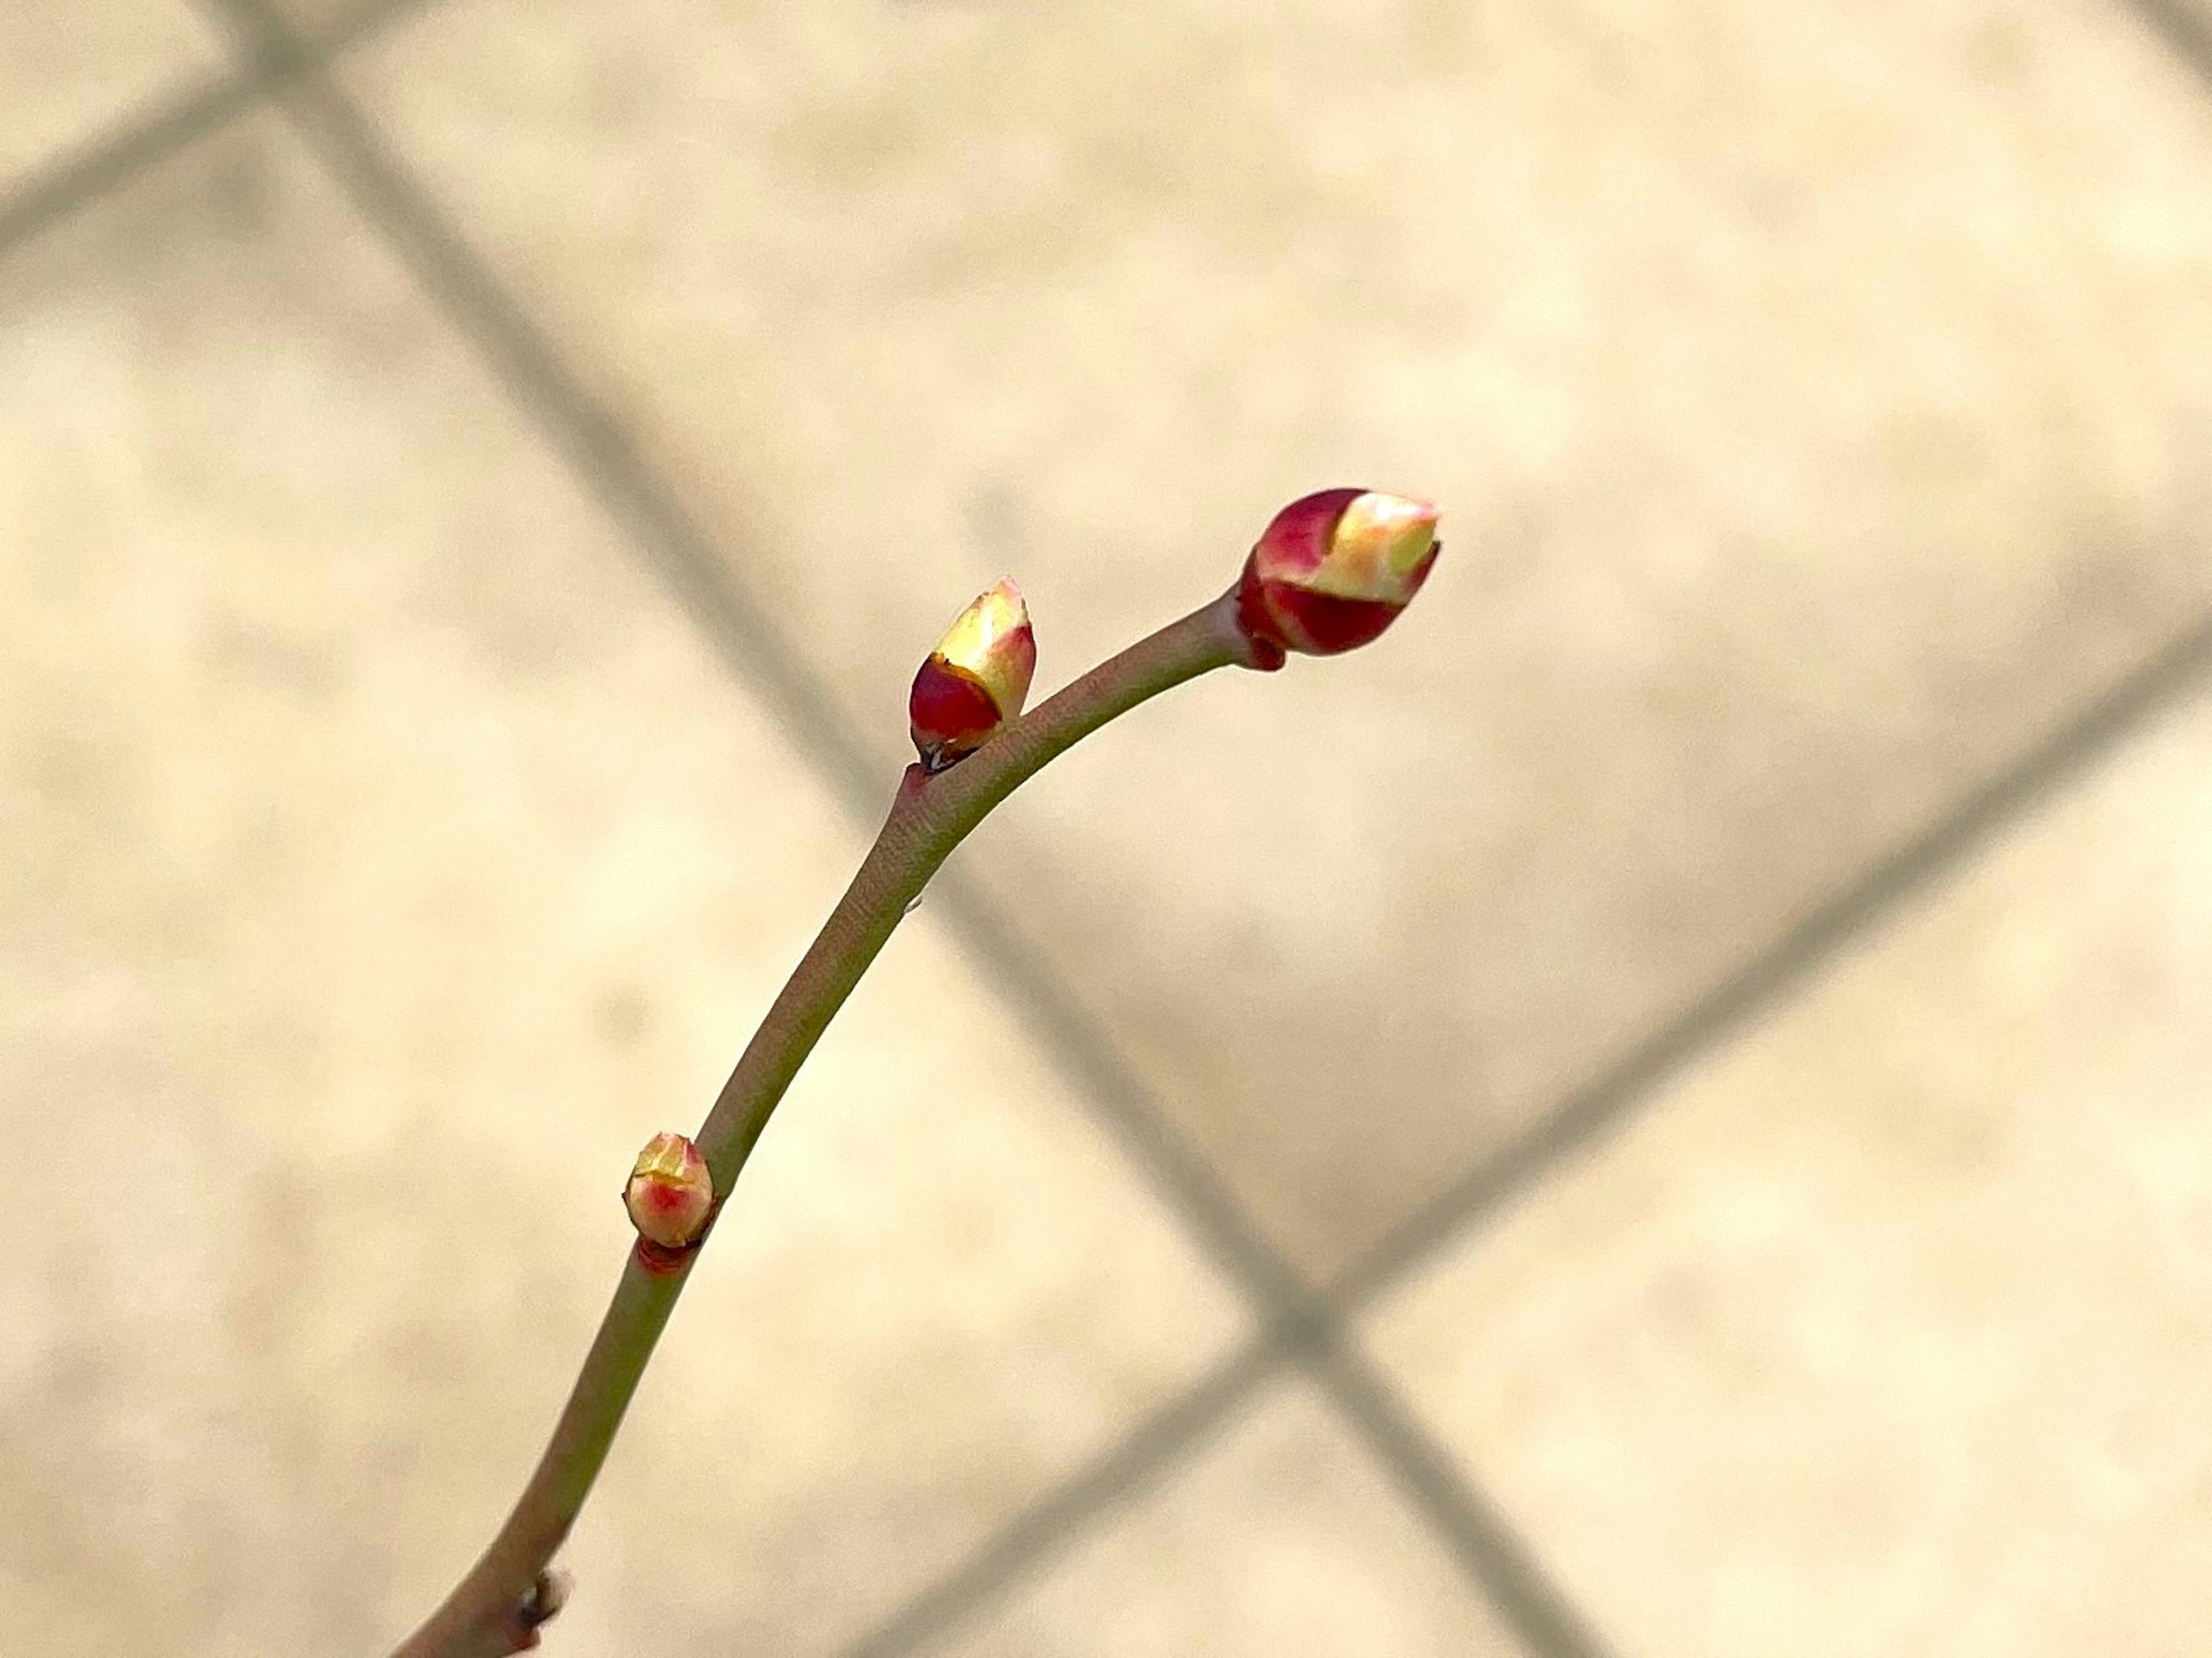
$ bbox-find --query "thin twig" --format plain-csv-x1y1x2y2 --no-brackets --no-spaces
392,587,1262,1657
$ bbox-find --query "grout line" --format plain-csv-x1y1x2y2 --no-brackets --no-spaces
1328,605,2212,1316
210,0,895,822
902,883,1627,1655
1308,1341,1623,1658
0,71,264,261
921,876,1321,1315
2122,0,2212,87
836,1334,1291,1658
0,0,441,266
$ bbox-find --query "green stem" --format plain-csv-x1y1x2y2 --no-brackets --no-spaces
393,587,1260,1658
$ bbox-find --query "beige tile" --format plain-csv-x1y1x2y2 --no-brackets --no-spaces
933,1379,1528,1658
0,0,222,199
1365,682,2212,1657
347,0,2212,1281
0,116,1245,1657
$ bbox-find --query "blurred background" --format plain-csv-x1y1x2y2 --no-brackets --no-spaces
5,0,2212,1653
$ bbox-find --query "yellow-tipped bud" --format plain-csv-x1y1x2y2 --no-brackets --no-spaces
623,1132,713,1251
1236,488,1441,662
908,578,1037,769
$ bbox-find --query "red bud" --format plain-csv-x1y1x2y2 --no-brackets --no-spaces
909,579,1037,769
1236,490,1440,659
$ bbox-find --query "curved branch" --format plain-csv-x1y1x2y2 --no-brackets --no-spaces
392,586,1262,1657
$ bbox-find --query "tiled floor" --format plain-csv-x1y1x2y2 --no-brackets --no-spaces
1369,678,2212,1658
2,1,2209,1655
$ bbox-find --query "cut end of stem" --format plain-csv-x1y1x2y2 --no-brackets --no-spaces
517,1571,569,1645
